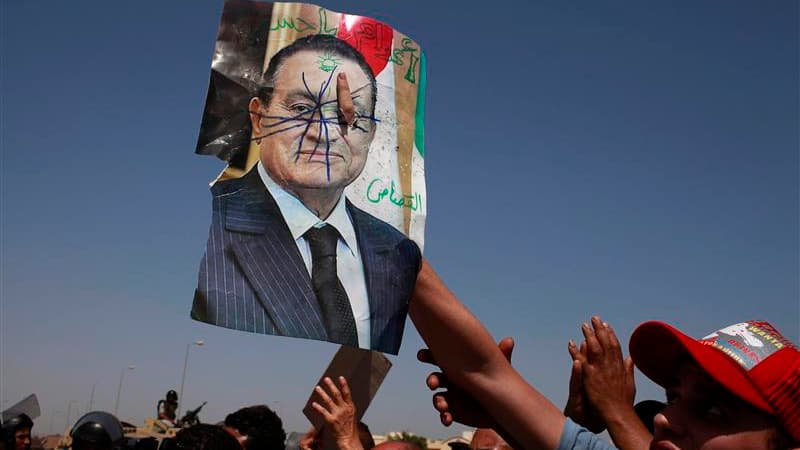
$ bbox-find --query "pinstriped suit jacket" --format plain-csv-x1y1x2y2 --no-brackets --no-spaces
191,168,421,354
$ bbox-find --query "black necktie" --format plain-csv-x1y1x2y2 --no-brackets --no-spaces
305,224,359,347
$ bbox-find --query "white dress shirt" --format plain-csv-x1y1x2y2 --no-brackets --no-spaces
257,162,371,349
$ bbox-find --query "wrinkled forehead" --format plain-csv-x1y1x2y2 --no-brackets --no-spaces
272,50,373,87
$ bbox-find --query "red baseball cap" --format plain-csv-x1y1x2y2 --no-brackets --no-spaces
630,320,800,442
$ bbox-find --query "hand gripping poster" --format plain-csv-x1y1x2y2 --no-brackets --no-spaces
191,0,427,355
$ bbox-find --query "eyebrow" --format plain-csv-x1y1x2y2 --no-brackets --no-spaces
280,89,370,109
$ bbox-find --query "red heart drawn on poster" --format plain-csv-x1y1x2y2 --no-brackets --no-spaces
337,14,393,76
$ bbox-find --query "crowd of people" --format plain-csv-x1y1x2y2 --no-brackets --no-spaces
2,263,798,450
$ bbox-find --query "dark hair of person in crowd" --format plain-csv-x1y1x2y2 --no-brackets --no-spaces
633,400,665,434
224,405,286,450
174,424,240,450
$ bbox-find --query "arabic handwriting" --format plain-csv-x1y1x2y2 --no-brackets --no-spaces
389,38,420,83
367,178,423,211
338,20,393,68
270,7,337,35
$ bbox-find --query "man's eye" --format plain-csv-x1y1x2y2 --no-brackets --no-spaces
291,103,314,114
698,402,724,418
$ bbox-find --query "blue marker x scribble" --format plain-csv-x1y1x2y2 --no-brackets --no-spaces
251,67,380,182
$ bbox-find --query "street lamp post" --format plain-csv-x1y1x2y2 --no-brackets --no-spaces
114,365,135,416
177,340,204,418
87,382,97,412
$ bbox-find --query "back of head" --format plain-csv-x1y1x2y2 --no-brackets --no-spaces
70,411,124,450
633,400,666,434
469,429,511,450
373,441,421,450
174,424,240,450
224,405,285,450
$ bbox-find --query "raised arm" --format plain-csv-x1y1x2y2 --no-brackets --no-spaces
408,259,566,450
576,318,651,450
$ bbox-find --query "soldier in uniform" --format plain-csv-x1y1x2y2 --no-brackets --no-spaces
157,391,179,427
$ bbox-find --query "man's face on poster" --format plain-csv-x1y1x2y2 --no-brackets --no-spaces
251,50,376,194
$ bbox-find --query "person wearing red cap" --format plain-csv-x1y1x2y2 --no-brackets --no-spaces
409,260,800,450
630,319,799,450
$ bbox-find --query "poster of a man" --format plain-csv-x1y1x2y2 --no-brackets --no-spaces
191,1,426,354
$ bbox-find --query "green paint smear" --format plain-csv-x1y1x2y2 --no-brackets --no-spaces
414,51,427,157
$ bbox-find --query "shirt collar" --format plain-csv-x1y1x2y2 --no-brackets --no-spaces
257,161,358,255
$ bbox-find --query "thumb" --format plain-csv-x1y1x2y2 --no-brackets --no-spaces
624,356,636,395
568,360,584,401
624,356,635,377
498,337,515,362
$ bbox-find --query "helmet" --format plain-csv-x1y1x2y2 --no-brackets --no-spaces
166,391,178,402
1,413,34,447
70,411,124,450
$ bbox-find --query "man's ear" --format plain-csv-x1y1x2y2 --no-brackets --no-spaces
249,97,265,133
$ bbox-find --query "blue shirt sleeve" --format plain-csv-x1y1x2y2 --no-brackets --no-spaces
556,418,619,450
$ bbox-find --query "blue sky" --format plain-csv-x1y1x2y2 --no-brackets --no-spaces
2,0,797,439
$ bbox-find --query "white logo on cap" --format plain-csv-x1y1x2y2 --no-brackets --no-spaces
715,323,764,348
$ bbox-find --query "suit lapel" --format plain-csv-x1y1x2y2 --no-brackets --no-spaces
347,202,400,346
226,170,328,341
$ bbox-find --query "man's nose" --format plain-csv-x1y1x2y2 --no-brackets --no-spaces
303,108,341,142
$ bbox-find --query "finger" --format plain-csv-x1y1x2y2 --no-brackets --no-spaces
625,356,637,397
311,401,333,422
440,412,453,426
568,340,581,360
315,384,334,407
417,348,437,365
568,360,583,399
591,316,612,351
624,356,635,376
338,376,353,405
604,322,625,361
336,73,355,126
426,372,449,390
498,337,515,362
581,321,602,363
433,393,449,414
323,377,344,404
625,356,636,385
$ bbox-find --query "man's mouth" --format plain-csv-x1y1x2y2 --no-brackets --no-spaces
297,149,344,161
